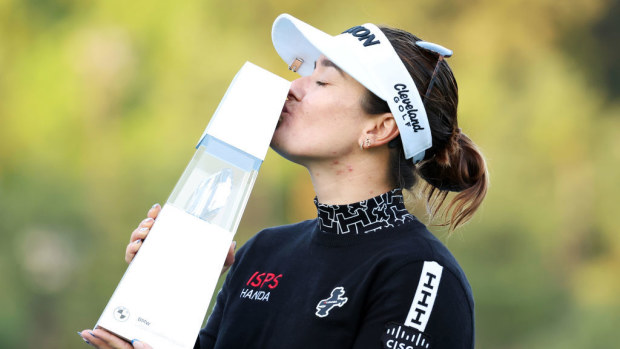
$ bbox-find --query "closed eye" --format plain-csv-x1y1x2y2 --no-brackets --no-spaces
316,81,327,87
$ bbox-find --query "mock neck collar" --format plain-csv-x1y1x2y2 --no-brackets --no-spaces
314,189,414,235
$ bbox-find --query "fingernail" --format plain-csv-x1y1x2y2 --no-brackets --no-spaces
139,218,153,227
77,331,82,337
131,339,139,344
139,227,149,232
132,339,144,348
88,331,97,338
133,239,143,244
83,337,91,344
152,203,160,209
233,241,237,251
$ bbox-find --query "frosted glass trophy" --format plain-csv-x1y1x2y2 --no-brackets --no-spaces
95,62,290,349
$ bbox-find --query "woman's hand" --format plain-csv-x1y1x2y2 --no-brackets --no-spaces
125,204,161,264
77,328,152,348
124,203,237,274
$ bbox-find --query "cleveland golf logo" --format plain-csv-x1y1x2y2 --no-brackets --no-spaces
342,26,381,47
394,84,424,132
315,286,348,318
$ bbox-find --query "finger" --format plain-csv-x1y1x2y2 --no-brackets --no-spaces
125,239,143,264
77,330,95,347
147,203,161,220
131,339,154,349
225,241,236,267
79,328,131,349
221,241,236,275
128,204,160,245
80,328,114,349
130,218,154,243
126,206,159,264
91,328,133,349
129,226,151,243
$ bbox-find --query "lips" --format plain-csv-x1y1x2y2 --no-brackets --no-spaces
277,104,290,127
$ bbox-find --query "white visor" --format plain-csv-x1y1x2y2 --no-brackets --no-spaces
272,14,432,163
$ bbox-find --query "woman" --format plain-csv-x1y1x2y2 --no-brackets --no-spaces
80,14,487,349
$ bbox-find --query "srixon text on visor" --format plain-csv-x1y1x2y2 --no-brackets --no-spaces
342,26,381,47
394,84,424,132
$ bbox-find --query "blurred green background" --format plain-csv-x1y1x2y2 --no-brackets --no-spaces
1,0,619,348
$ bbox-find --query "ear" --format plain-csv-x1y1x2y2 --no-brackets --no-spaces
360,113,400,148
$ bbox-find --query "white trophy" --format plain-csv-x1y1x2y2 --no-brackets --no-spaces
95,62,290,349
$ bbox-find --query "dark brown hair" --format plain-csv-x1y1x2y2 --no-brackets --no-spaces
361,26,489,231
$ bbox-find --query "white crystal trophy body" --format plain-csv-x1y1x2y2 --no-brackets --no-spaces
95,62,290,349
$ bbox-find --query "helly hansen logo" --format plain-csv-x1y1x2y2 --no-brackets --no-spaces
316,286,348,318
405,262,443,331
342,26,381,47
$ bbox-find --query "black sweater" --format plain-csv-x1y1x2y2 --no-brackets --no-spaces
195,189,474,348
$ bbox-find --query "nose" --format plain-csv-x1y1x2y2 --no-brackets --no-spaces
287,76,308,102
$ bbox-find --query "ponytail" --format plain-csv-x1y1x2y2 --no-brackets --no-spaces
418,131,488,231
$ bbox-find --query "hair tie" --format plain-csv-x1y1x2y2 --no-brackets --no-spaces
447,127,461,156
452,127,462,142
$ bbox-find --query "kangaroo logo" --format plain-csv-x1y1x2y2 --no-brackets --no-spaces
315,286,348,318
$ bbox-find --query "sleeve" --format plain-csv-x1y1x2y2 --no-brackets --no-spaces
351,261,474,349
193,238,254,349
193,276,229,349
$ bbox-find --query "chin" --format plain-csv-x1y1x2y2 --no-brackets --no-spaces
269,138,290,159
269,141,307,166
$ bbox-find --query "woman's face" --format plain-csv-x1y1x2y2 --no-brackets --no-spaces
271,56,371,165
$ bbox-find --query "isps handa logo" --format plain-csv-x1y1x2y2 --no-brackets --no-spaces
239,271,283,302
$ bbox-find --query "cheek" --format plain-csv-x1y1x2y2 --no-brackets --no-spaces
311,94,345,116
270,118,306,152
270,88,367,152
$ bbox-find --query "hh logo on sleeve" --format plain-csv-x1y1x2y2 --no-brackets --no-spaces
405,261,443,331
